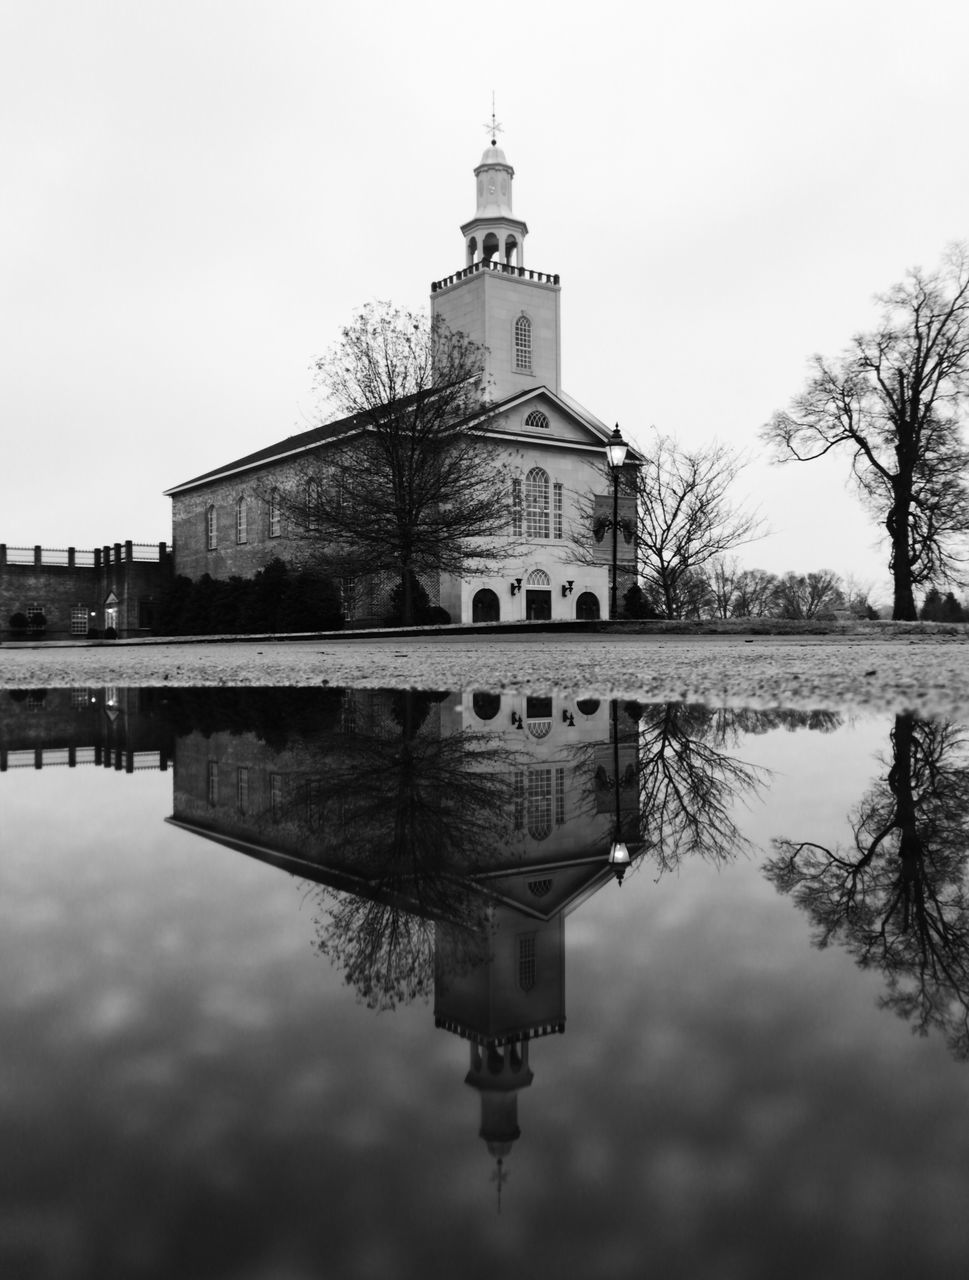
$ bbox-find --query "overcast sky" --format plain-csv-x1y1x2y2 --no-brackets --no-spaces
3,0,968,604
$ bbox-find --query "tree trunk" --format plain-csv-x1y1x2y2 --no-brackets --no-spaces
887,488,917,621
401,569,413,627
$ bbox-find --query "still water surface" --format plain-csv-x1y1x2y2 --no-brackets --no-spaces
2,687,969,1279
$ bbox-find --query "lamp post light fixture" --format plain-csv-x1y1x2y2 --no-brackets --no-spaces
605,424,628,619
607,697,630,884
510,577,522,597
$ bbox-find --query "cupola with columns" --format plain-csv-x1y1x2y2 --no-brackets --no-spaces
431,115,562,401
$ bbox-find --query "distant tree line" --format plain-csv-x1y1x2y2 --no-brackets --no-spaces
620,561,969,622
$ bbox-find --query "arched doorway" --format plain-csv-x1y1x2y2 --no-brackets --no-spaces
576,591,600,620
525,569,552,621
472,588,500,623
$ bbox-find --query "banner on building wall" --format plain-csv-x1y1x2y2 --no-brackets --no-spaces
592,496,636,565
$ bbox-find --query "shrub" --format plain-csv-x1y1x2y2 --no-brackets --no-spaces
9,612,28,632
103,626,118,639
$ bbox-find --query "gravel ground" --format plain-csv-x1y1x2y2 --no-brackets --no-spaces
2,629,968,714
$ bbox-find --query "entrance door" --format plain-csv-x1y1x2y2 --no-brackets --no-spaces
525,590,552,621
472,588,500,623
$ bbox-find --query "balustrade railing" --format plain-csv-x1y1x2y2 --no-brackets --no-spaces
0,541,168,568
431,260,560,291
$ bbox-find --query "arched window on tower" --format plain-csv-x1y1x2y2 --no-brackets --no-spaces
525,467,550,538
467,236,477,265
514,314,532,371
482,232,499,263
504,235,518,265
524,410,549,431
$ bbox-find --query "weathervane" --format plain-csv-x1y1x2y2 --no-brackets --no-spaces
491,1156,509,1213
483,92,503,146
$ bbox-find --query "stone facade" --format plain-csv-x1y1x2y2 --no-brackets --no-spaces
0,542,172,640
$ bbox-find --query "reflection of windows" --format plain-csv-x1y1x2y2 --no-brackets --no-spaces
27,603,44,629
525,468,550,539
514,314,532,371
528,879,552,898
207,761,219,806
526,694,552,740
576,698,600,717
513,770,525,830
71,607,88,635
527,769,552,839
555,768,565,825
236,766,249,812
518,935,536,991
71,688,92,710
472,691,501,721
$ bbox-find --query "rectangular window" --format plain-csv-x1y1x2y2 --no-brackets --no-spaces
270,773,283,821
555,767,565,825
236,766,249,812
236,500,247,544
269,493,281,538
511,478,523,537
553,482,563,539
206,506,217,551
71,606,88,635
27,602,45,629
513,769,525,830
207,761,219,806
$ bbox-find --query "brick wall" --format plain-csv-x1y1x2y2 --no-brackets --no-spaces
0,545,171,639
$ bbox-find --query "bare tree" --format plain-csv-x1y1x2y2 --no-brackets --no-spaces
764,245,969,620
272,303,512,625
730,567,779,618
629,432,765,619
771,570,844,619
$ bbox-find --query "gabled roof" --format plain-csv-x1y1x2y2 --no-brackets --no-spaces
164,384,638,497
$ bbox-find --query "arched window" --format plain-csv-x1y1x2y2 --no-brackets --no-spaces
524,468,550,538
236,497,247,544
524,410,549,431
518,935,536,991
526,769,552,837
206,505,217,551
268,490,281,538
511,477,523,536
514,314,532,371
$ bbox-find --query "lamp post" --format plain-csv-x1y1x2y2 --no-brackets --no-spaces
605,424,629,619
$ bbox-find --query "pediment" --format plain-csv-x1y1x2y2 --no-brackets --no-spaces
480,386,619,453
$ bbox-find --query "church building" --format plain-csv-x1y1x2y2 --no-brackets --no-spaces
165,131,636,625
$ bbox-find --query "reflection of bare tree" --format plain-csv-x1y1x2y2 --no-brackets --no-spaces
624,705,841,874
303,692,513,1011
767,714,969,1059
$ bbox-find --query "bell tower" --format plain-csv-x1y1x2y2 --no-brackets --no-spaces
431,119,562,402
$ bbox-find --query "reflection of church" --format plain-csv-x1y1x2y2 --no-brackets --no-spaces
163,687,640,1174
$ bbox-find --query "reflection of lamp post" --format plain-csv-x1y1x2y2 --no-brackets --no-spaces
607,699,631,884
605,424,629,619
